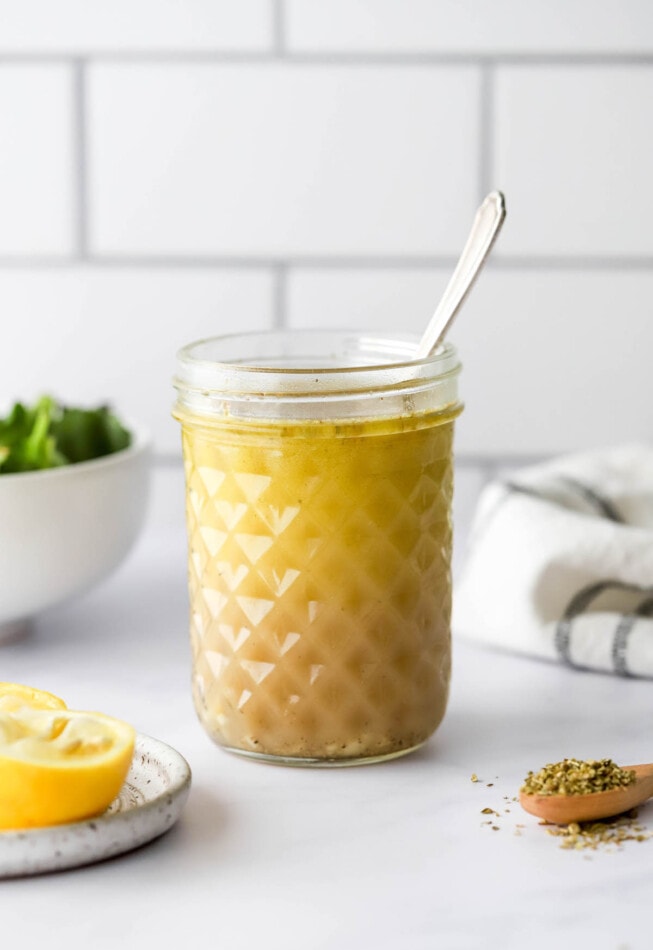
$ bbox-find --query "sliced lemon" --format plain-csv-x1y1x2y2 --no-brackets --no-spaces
0,708,135,830
0,682,67,712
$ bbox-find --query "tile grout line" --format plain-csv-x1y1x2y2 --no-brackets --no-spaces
3,51,653,65
273,0,286,56
1,255,653,271
72,58,89,259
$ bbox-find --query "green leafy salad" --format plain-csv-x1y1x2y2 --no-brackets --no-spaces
0,397,132,474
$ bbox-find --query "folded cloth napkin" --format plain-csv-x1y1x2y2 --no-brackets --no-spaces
453,445,653,678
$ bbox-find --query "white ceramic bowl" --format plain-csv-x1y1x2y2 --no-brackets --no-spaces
0,427,151,639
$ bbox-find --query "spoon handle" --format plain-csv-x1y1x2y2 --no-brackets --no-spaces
416,191,506,359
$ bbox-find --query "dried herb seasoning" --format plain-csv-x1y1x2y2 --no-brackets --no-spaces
521,758,636,796
546,814,652,851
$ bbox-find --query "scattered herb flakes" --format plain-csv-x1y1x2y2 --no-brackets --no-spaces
547,813,653,851
472,768,652,851
521,758,636,797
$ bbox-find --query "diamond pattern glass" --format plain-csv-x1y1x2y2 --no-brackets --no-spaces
180,413,456,764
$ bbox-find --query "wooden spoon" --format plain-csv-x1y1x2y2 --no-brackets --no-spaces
519,763,653,824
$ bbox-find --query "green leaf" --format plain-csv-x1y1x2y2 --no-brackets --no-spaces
0,397,132,474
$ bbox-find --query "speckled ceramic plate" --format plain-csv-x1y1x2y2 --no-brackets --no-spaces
0,733,191,878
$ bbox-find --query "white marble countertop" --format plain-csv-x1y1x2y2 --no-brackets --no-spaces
2,464,651,950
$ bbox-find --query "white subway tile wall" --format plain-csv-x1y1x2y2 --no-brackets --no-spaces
88,64,479,257
2,1,653,468
0,1,274,52
286,1,653,54
287,269,451,335
495,66,653,256
0,65,74,255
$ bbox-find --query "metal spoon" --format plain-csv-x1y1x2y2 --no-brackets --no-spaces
415,190,506,359
519,763,653,824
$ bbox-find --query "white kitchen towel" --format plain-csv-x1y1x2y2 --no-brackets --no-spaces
453,444,653,677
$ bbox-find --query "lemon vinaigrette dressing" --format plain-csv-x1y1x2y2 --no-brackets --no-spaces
174,331,462,765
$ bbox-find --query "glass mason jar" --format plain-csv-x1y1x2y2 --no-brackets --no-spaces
173,330,462,766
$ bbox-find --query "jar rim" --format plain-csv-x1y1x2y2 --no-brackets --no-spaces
175,329,459,393
173,329,461,422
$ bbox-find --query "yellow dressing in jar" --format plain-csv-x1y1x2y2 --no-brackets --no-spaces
174,331,462,766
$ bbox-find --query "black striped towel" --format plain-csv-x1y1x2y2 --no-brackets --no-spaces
453,445,653,677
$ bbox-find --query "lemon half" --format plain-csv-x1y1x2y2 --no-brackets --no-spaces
0,707,135,830
0,682,67,712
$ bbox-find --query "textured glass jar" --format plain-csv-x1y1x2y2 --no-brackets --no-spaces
173,330,462,766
